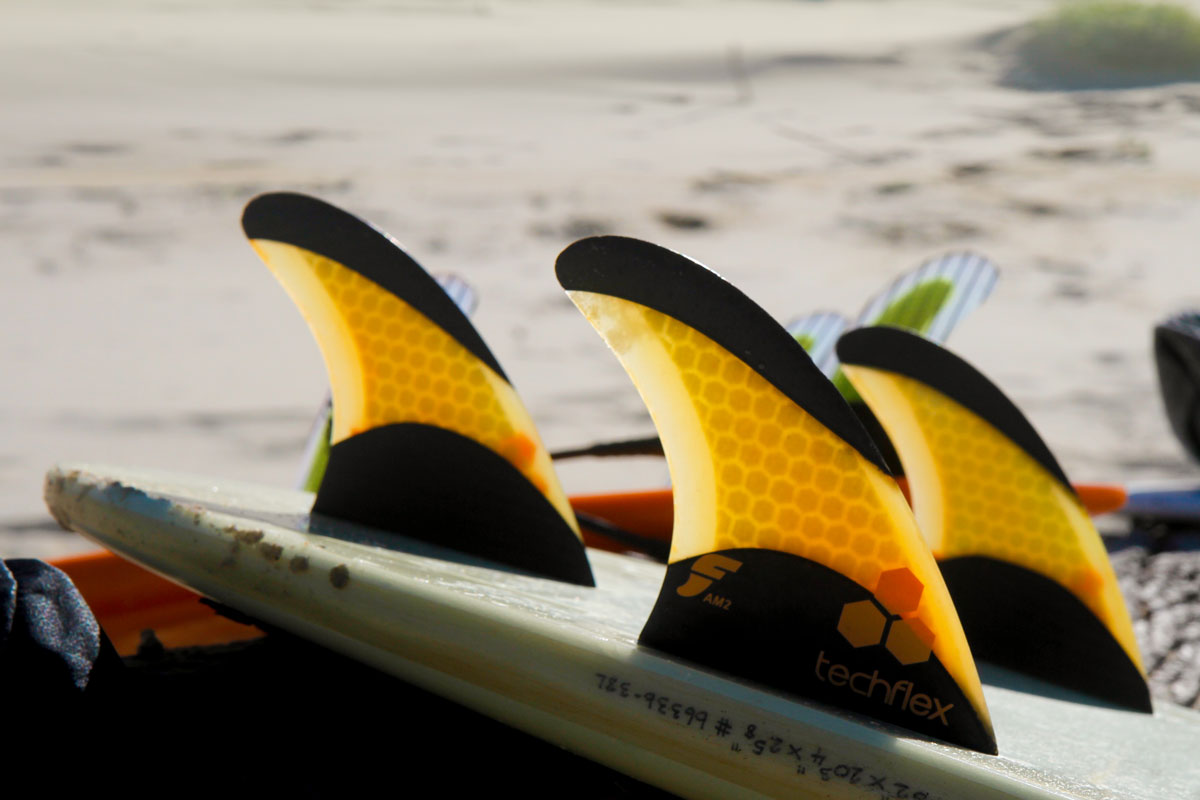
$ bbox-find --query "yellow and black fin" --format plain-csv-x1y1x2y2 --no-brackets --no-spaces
295,273,481,492
838,327,1149,710
557,236,996,753
243,192,592,586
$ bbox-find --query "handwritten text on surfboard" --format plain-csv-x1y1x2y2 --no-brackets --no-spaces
592,672,935,800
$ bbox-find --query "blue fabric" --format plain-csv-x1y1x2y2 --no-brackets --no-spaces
0,558,120,695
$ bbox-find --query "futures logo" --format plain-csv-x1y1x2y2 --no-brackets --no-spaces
676,554,743,599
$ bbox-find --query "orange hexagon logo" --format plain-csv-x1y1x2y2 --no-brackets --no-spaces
836,577,935,665
837,600,887,648
874,567,923,615
885,618,934,665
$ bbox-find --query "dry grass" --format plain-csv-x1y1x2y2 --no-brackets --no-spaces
1016,1,1200,87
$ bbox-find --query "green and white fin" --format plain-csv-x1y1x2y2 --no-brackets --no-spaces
784,311,848,377
433,273,480,319
557,235,996,753
855,251,999,341
296,395,333,493
244,192,592,586
831,251,998,404
831,251,999,474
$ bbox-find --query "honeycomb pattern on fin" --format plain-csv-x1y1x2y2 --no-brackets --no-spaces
838,326,1147,697
243,193,587,583
295,273,481,493
557,235,994,750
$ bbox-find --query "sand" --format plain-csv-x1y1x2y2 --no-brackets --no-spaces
6,0,1200,562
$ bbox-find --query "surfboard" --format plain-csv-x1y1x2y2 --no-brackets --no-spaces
44,462,1200,800
1119,481,1200,524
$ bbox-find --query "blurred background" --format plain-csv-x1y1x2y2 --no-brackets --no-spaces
7,0,1200,563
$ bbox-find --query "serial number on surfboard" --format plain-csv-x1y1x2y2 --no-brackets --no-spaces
592,672,933,800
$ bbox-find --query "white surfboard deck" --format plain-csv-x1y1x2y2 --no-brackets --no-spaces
44,463,1200,800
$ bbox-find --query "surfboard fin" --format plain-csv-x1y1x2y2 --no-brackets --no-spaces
551,254,997,474
557,236,996,753
785,311,848,377
296,395,333,493
295,273,481,492
243,192,593,586
838,327,1150,710
828,252,999,474
854,252,998,340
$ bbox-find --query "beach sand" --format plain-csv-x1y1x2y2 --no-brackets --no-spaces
4,0,1200,550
